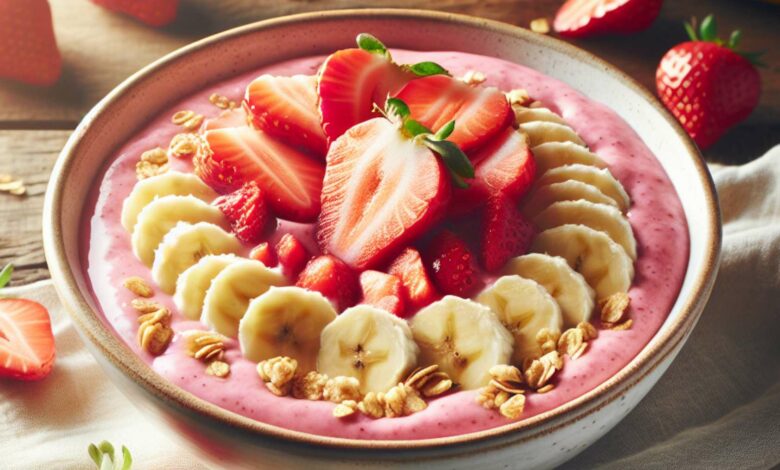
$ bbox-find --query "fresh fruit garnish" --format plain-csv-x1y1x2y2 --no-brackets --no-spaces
213,181,275,244
203,108,248,131
451,127,536,215
387,247,441,312
275,233,311,279
394,74,512,153
174,255,237,320
553,0,663,38
0,0,61,86
656,15,762,149
480,196,536,272
296,255,360,311
88,441,133,470
424,231,479,297
245,74,328,155
317,98,477,270
318,33,448,143
0,293,56,381
91,0,179,27
249,242,278,267
198,126,325,222
359,270,407,317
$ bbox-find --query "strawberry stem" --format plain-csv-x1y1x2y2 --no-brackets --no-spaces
0,264,13,289
355,33,449,76
682,15,765,66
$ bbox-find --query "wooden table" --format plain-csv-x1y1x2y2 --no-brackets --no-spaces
1,0,777,285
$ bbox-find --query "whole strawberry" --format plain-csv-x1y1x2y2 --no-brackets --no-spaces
656,15,761,149
0,0,62,86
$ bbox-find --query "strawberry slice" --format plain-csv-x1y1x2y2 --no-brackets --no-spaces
213,181,275,244
553,0,663,38
359,270,406,317
317,118,451,270
245,74,328,156
480,196,536,272
198,126,325,222
318,48,412,143
0,299,55,381
424,231,480,297
451,127,536,215
203,108,248,131
394,74,512,153
296,255,360,312
275,233,310,279
387,247,441,313
249,242,277,267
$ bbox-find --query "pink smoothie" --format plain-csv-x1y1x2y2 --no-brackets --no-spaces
83,50,689,440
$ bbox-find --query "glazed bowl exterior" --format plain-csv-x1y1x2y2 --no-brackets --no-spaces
43,9,721,469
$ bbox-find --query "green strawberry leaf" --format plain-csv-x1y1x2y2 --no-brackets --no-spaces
434,120,456,141
728,29,742,49
684,20,698,41
404,119,432,137
699,14,717,42
406,61,450,77
356,33,388,56
423,138,475,181
386,97,410,120
88,441,133,470
0,264,13,289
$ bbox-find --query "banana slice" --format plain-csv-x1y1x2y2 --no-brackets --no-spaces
534,200,637,260
502,254,595,327
532,224,634,300
518,121,586,148
523,180,619,217
537,164,630,212
410,296,513,390
121,171,217,231
239,286,337,373
132,195,228,266
318,305,418,393
174,254,238,320
151,222,241,294
513,107,567,125
532,141,608,175
202,259,287,338
476,276,563,364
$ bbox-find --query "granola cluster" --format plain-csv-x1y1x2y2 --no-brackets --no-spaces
171,109,204,132
0,173,27,196
135,147,169,180
208,93,237,110
476,365,527,419
136,307,173,356
169,133,203,159
599,293,633,330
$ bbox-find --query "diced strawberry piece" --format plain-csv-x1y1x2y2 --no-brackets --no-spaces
198,126,325,222
249,242,278,267
553,0,662,38
318,118,451,270
424,231,479,297
451,127,536,215
275,233,310,279
296,255,360,312
394,74,512,153
245,74,328,156
213,181,274,245
0,299,55,381
91,0,179,27
0,0,61,86
359,270,406,317
387,247,441,312
480,196,536,272
318,48,413,143
203,108,248,131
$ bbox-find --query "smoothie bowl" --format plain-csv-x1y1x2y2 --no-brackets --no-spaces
43,9,720,469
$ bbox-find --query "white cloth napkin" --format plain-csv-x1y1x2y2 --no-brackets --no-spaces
2,146,779,469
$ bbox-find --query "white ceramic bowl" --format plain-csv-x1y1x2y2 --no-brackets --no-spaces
43,9,721,469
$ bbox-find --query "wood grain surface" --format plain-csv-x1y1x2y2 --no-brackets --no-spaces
0,0,778,284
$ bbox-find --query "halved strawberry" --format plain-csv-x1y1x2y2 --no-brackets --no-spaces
275,233,310,279
553,0,663,38
203,108,248,131
387,247,441,313
480,196,536,272
249,242,277,267
317,118,451,270
0,299,55,381
213,181,274,244
245,74,328,156
359,270,406,317
424,231,479,297
451,127,536,215
318,48,412,143
198,126,325,222
296,255,360,312
394,74,512,153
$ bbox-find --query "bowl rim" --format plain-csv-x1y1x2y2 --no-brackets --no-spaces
43,8,721,451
